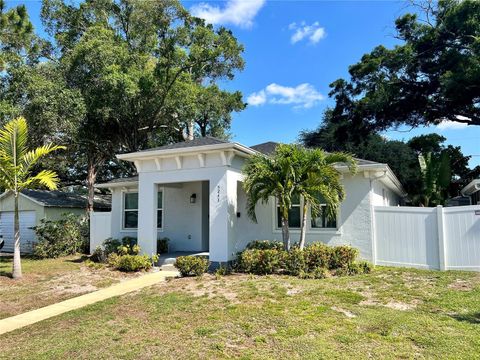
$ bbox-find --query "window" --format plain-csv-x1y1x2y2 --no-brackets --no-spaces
123,192,138,229
157,190,163,229
277,194,301,228
311,194,337,229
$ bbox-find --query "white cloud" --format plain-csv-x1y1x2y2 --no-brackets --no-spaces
246,90,267,106
247,83,324,109
436,120,468,130
289,21,326,45
191,0,265,28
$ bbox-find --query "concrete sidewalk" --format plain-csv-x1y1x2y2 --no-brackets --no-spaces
0,270,178,335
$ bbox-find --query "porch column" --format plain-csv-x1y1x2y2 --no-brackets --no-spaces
137,176,157,256
209,170,239,263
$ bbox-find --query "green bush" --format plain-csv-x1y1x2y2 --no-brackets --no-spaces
102,238,122,256
33,214,89,259
175,256,209,277
237,249,283,275
113,254,152,272
157,237,169,254
246,240,284,251
304,243,332,270
330,246,359,269
121,236,137,247
298,267,329,279
345,260,373,275
283,248,306,276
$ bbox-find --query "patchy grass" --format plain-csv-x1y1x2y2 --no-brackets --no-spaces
1,267,480,359
0,255,139,319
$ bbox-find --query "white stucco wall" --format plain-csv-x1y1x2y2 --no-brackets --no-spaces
232,173,375,260
371,179,401,206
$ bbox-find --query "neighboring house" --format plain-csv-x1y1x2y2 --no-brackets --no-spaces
461,178,480,205
0,190,110,253
91,137,406,265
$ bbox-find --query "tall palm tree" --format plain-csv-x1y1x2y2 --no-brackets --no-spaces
243,144,299,251
0,117,65,279
296,149,357,249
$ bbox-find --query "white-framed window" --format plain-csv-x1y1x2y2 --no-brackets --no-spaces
276,193,301,229
275,193,337,230
157,190,163,229
123,191,138,229
311,194,337,229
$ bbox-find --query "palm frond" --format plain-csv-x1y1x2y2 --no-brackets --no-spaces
19,170,61,191
21,144,66,173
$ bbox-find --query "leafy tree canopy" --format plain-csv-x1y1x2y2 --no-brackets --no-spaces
328,0,480,132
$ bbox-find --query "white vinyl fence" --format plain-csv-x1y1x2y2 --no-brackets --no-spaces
90,212,111,252
374,205,480,271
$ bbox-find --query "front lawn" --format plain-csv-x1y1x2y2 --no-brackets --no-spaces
1,267,479,359
0,255,139,319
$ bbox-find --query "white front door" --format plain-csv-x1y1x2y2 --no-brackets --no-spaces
0,211,37,253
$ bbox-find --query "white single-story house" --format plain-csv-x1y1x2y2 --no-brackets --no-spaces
91,137,406,265
0,190,110,253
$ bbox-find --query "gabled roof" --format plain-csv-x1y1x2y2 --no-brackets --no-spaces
138,136,229,153
0,190,111,210
250,141,384,166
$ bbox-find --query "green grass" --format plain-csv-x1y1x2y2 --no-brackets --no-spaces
0,255,135,319
0,267,479,359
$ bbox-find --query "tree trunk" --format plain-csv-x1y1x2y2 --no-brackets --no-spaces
12,192,22,279
86,163,97,213
281,216,291,251
187,120,194,141
299,201,308,250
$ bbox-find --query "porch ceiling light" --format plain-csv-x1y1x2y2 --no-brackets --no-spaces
190,193,197,204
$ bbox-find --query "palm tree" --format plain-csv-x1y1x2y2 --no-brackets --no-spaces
243,144,299,251
0,117,65,279
296,149,357,249
416,152,451,206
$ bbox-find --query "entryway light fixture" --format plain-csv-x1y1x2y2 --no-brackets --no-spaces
190,193,197,204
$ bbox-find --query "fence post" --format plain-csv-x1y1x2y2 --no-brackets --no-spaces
436,205,447,270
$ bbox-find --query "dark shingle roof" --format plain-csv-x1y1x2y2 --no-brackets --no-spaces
250,141,384,166
250,142,280,155
99,176,138,186
21,190,111,210
138,137,229,153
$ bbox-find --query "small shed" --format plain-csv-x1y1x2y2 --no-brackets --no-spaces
0,190,111,253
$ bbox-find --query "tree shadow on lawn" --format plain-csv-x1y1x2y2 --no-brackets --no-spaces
451,312,480,324
0,254,14,278
64,255,89,263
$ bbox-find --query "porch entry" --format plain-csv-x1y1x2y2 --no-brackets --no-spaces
157,180,209,254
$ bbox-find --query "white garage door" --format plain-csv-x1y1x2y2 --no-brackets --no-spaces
0,211,37,253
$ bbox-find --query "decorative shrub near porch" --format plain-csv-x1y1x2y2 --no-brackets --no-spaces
174,256,209,277
236,241,371,278
90,237,156,272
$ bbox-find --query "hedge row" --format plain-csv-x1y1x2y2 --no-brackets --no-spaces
236,242,372,277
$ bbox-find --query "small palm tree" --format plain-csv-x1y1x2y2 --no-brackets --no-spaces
243,144,298,251
296,149,357,249
416,152,451,206
0,117,65,279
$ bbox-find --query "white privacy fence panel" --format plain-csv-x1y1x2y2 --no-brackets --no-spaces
90,212,112,253
443,206,480,271
374,205,480,271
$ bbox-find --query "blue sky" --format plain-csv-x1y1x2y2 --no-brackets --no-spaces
13,0,480,168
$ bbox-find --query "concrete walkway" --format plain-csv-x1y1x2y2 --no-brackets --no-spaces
0,270,179,335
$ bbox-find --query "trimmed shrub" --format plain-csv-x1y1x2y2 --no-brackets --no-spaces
304,243,332,270
246,240,284,251
298,267,329,279
33,214,88,259
157,237,169,254
114,254,152,272
237,249,283,275
330,246,359,269
175,256,209,277
102,238,122,256
121,236,137,247
107,253,120,268
346,260,373,275
283,248,306,276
